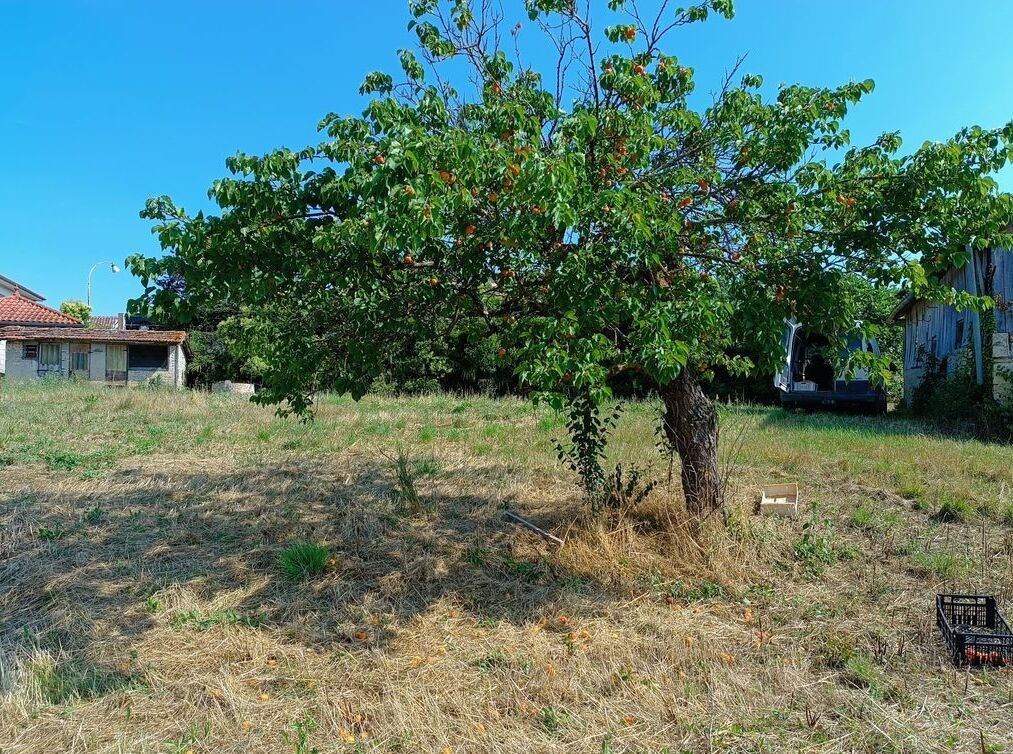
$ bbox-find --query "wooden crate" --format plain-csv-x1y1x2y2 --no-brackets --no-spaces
759,483,799,518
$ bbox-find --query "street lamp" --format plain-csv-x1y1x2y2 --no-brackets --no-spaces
86,261,120,308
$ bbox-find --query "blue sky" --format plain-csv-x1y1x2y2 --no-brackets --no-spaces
1,1,1011,314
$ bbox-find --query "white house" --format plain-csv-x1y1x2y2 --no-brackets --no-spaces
0,276,187,388
1,326,187,387
0,274,44,302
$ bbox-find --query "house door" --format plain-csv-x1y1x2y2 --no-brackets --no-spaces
70,343,90,380
105,345,128,385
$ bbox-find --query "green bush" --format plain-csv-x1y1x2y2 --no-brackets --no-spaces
910,346,1013,442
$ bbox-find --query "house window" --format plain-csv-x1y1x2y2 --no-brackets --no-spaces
22,343,38,360
128,345,168,369
39,343,61,369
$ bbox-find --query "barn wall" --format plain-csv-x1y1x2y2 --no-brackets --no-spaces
902,247,1013,404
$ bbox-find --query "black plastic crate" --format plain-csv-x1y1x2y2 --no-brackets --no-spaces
936,594,1013,667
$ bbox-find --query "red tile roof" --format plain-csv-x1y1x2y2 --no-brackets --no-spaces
0,295,81,326
0,326,186,345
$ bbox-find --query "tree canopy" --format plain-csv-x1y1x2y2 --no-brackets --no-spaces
59,300,92,327
129,0,1013,512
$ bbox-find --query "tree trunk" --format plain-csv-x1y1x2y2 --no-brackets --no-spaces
661,371,721,515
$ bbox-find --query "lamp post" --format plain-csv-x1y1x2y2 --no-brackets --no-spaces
86,261,120,308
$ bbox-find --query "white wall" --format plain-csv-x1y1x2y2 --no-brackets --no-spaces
2,341,185,387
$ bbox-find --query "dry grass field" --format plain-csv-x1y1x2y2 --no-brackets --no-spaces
2,380,1013,753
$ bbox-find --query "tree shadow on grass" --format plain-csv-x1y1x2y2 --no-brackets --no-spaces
0,454,626,680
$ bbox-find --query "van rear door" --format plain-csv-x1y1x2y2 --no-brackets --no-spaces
774,320,800,392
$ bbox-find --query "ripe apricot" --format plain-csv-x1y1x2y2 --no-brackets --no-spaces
373,155,385,165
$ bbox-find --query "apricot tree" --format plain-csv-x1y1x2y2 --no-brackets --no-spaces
130,0,1013,513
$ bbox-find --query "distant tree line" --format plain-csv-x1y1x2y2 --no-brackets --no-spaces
139,270,900,402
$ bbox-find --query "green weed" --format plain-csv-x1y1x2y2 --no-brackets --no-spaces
539,706,572,735
474,649,509,673
46,451,83,471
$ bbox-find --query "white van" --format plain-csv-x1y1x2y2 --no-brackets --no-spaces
774,320,887,413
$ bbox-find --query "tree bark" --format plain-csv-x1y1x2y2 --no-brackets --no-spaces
661,370,722,515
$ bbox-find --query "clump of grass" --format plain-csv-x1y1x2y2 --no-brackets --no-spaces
849,502,876,530
414,457,440,477
820,633,858,669
169,608,264,630
29,658,138,705
909,547,967,580
279,542,331,581
841,653,904,702
1000,504,1013,527
37,526,61,541
934,495,974,522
